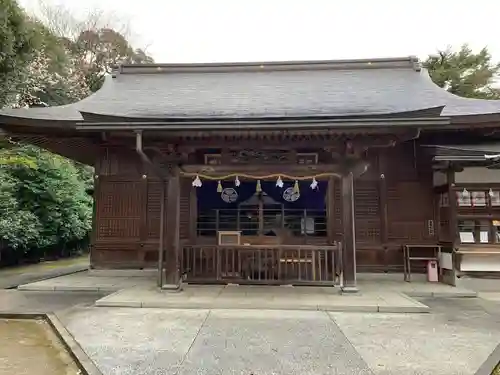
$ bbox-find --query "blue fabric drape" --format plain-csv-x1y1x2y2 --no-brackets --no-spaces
196,181,256,210
196,180,327,210
261,181,327,210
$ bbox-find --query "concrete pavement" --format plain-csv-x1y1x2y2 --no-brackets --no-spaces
0,290,107,314
94,284,430,313
0,255,89,289
59,298,500,375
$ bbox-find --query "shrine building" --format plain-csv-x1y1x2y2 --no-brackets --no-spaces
2,56,500,292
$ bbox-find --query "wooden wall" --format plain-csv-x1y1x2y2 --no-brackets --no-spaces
91,142,437,272
354,142,436,271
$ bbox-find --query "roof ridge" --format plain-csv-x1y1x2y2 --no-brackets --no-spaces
117,56,421,75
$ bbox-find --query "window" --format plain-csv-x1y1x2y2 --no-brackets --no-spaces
458,219,490,244
471,191,487,207
494,220,500,243
457,191,472,207
491,191,500,206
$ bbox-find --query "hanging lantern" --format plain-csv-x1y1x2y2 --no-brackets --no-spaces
293,180,300,193
310,177,318,190
217,180,223,193
276,176,284,188
235,176,241,187
489,188,494,197
256,179,262,193
192,175,202,187
462,187,469,197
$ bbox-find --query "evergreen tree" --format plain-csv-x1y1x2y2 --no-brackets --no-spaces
424,44,500,99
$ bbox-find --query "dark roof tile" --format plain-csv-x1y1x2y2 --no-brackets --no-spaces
2,56,500,124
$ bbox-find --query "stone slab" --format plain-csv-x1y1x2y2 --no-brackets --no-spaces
62,308,210,375
330,311,500,375
63,308,373,375
17,271,154,292
178,309,372,375
94,285,430,313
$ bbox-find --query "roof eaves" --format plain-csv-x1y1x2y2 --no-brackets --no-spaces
75,116,451,131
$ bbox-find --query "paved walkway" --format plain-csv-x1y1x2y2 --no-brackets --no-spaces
59,298,500,375
17,270,152,292
16,271,483,313
0,290,107,314
0,255,89,289
95,284,430,313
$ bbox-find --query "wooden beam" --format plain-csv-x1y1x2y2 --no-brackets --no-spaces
341,171,358,293
180,164,343,176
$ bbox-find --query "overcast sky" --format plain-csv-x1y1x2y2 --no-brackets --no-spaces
19,0,500,64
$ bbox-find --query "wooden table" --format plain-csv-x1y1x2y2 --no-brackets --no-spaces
403,244,442,282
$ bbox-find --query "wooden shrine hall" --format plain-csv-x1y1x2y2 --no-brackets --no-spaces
3,56,500,292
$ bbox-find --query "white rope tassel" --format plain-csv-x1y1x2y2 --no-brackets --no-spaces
192,175,202,187
276,176,284,188
310,177,318,190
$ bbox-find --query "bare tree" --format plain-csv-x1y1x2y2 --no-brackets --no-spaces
28,0,154,91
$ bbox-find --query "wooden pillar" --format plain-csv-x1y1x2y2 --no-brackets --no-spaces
157,180,166,287
341,171,358,293
327,176,335,243
89,175,100,269
447,167,458,247
163,169,181,289
378,153,388,245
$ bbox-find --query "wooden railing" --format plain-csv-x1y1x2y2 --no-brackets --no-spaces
181,244,342,285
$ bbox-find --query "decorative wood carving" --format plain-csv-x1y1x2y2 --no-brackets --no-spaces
297,153,318,165
228,149,291,164
204,154,222,165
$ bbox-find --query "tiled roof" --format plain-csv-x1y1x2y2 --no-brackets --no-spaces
2,57,500,124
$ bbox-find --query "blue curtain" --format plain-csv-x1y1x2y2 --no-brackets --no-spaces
261,181,327,210
196,181,257,210
196,180,327,210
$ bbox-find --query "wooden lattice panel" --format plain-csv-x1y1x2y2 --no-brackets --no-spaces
354,181,381,243
146,181,164,239
332,181,342,240
179,179,191,240
96,180,143,240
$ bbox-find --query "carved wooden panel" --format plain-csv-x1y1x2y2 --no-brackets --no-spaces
204,154,222,165
296,153,318,165
227,149,292,164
